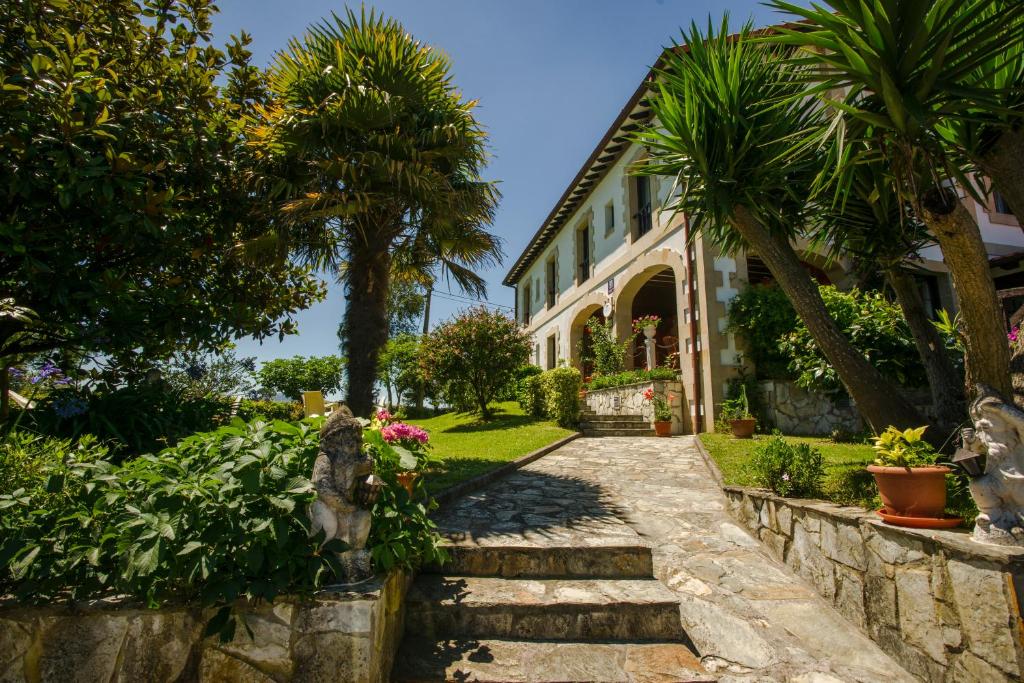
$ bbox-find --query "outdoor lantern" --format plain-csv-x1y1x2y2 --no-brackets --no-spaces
953,429,984,477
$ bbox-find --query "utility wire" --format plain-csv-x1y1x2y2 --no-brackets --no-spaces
427,288,514,311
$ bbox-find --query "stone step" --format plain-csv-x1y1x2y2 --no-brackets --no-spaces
405,576,686,642
392,637,712,682
423,542,654,579
582,427,656,437
579,412,647,423
580,420,652,429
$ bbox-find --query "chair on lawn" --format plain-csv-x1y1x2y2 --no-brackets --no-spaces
302,391,339,418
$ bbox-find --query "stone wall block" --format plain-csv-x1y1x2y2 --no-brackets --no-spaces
776,504,793,537
832,563,867,629
0,618,34,683
946,559,1022,678
863,573,897,636
894,567,946,665
115,611,199,683
791,523,835,601
212,604,293,681
820,520,866,571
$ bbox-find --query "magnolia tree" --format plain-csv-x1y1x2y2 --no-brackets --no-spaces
419,307,531,418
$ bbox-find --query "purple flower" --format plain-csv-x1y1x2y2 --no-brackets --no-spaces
30,361,66,385
8,367,24,380
381,422,429,445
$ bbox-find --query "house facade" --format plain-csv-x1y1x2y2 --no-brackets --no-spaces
502,60,1024,434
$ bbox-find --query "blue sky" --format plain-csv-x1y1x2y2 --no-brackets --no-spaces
217,0,780,365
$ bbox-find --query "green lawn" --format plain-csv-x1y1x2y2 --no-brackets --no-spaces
408,401,575,493
699,432,880,509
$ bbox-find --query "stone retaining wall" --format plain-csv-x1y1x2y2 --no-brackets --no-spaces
0,570,409,683
585,380,684,434
758,380,862,436
723,487,1024,681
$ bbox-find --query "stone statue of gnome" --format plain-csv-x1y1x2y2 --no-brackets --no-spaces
309,406,379,582
960,385,1024,546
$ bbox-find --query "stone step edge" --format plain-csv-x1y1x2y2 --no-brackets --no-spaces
421,543,655,578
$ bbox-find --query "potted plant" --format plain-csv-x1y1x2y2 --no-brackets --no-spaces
643,387,674,437
867,426,959,527
721,386,756,438
632,314,662,339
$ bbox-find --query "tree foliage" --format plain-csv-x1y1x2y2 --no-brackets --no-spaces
419,307,531,418
377,333,423,409
257,356,346,401
0,0,324,364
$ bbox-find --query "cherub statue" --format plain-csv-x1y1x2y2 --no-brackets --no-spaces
309,406,375,582
962,385,1024,546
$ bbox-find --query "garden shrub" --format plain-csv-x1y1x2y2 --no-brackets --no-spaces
821,463,878,509
419,307,532,418
29,383,233,459
540,367,582,428
780,287,925,393
518,374,545,417
499,364,542,402
577,319,630,377
587,368,677,390
726,285,798,380
0,419,341,639
236,398,305,422
749,434,824,498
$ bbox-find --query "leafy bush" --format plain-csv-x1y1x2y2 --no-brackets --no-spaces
28,383,232,459
821,463,879,509
726,285,799,380
540,367,582,428
586,368,678,390
780,287,924,393
236,399,305,422
0,419,341,639
498,364,542,402
871,425,937,467
518,374,545,417
257,355,346,401
577,319,630,377
749,434,824,497
419,307,532,418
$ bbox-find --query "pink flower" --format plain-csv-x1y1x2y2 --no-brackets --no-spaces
376,408,393,423
643,388,655,401
381,422,429,445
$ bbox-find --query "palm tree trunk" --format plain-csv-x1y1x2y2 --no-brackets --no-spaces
731,205,924,433
919,189,1011,397
885,266,964,431
344,248,392,417
978,127,1024,227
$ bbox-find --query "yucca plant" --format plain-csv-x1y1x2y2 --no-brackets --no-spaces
768,0,1024,398
633,18,924,432
250,9,501,416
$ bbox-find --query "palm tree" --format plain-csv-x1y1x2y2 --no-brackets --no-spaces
634,18,924,433
814,156,964,431
769,0,1024,398
250,9,500,416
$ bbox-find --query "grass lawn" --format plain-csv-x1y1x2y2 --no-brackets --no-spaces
408,401,575,494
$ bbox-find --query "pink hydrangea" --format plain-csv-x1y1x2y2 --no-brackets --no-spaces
376,408,393,423
381,422,429,445
1010,327,1020,344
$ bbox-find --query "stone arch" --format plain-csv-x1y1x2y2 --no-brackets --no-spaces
568,289,610,372
612,248,687,369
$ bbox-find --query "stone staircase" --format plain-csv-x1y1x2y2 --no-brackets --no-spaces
392,539,710,682
578,408,654,437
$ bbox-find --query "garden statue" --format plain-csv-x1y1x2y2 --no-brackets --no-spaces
961,385,1024,546
309,406,377,582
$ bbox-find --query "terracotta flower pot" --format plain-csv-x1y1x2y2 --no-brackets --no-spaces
395,471,419,497
653,420,672,437
730,418,756,439
867,465,950,519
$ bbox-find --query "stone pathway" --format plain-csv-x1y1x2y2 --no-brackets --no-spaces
396,437,917,682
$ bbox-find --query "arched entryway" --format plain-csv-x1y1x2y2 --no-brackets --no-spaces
613,260,682,371
569,306,606,380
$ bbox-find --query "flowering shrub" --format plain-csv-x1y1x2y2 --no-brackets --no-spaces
578,319,630,376
632,314,662,334
642,387,675,422
419,307,532,417
749,434,824,497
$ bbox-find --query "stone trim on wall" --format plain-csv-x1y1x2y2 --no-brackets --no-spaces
0,570,410,683
722,487,1024,682
585,380,685,434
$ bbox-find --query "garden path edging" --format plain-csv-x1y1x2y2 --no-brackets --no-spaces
430,432,581,508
